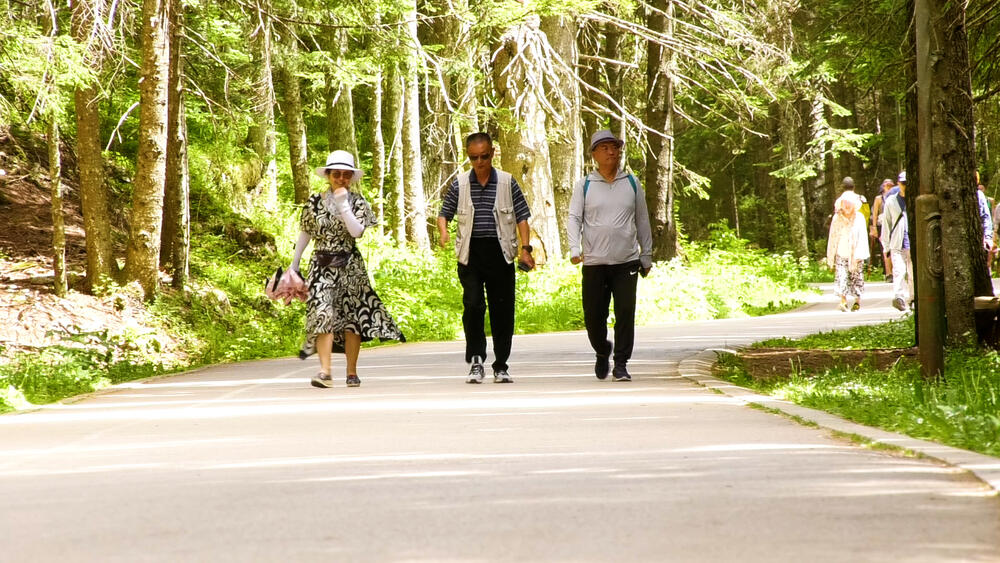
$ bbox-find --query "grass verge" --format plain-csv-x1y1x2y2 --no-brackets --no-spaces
714,317,1000,458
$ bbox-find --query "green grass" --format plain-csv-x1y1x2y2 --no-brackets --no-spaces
715,318,1000,458
0,325,175,410
755,315,916,349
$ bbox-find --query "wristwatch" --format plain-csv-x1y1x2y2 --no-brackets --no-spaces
521,245,533,253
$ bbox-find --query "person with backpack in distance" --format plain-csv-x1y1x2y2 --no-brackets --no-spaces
869,178,895,281
881,171,913,311
568,130,653,382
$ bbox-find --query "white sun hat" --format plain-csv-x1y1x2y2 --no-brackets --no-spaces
589,129,624,152
314,150,363,182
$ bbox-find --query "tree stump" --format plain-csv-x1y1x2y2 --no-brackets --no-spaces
974,296,1000,348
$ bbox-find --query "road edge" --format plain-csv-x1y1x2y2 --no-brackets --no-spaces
678,348,1000,495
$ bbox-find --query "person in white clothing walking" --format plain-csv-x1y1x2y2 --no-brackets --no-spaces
827,178,870,312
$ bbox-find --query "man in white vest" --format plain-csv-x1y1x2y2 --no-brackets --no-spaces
437,132,534,384
568,130,653,382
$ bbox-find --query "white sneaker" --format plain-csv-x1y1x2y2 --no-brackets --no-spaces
493,369,513,383
466,356,485,384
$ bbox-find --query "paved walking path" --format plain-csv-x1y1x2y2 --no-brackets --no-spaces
1,282,998,562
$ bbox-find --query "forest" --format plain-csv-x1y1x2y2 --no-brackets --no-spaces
1,0,998,332
7,0,1000,489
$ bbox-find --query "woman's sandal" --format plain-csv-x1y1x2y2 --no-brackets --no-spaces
838,302,849,312
311,372,334,388
851,302,860,312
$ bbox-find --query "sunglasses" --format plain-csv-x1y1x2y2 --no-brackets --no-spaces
468,153,493,162
327,169,353,179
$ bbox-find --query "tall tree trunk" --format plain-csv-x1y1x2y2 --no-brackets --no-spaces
417,4,454,207
811,94,831,240
765,0,806,256
125,0,170,300
247,0,277,210
644,0,678,261
278,31,311,204
780,100,810,258
49,119,66,297
915,0,990,341
578,22,600,138
453,5,479,152
753,124,776,249
402,72,430,249
402,1,430,249
541,14,583,257
326,31,358,157
161,0,188,289
72,0,116,291
370,69,386,236
169,108,190,290
827,83,846,186
601,22,624,138
493,17,560,258
846,88,866,183
906,25,921,344
386,63,406,245
420,76,450,209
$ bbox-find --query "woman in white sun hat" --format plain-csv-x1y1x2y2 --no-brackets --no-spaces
289,150,405,388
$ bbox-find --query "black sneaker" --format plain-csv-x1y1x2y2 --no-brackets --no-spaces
346,374,361,387
612,364,631,382
466,356,485,384
595,355,610,380
892,297,906,311
311,372,333,388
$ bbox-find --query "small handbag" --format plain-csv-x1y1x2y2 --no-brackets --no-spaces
265,266,308,304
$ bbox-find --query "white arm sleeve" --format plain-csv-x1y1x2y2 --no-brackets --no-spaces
334,192,366,238
290,230,311,272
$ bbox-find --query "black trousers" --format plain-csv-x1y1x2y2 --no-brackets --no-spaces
457,238,516,371
581,261,640,365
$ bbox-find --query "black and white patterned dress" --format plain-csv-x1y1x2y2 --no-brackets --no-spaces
299,191,405,357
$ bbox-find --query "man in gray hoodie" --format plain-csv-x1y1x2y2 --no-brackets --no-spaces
568,130,653,382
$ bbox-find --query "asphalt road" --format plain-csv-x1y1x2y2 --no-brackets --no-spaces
2,282,998,562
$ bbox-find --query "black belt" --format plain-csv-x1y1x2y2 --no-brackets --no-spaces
313,250,352,268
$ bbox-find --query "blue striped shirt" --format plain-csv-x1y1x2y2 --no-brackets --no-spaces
438,169,532,238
